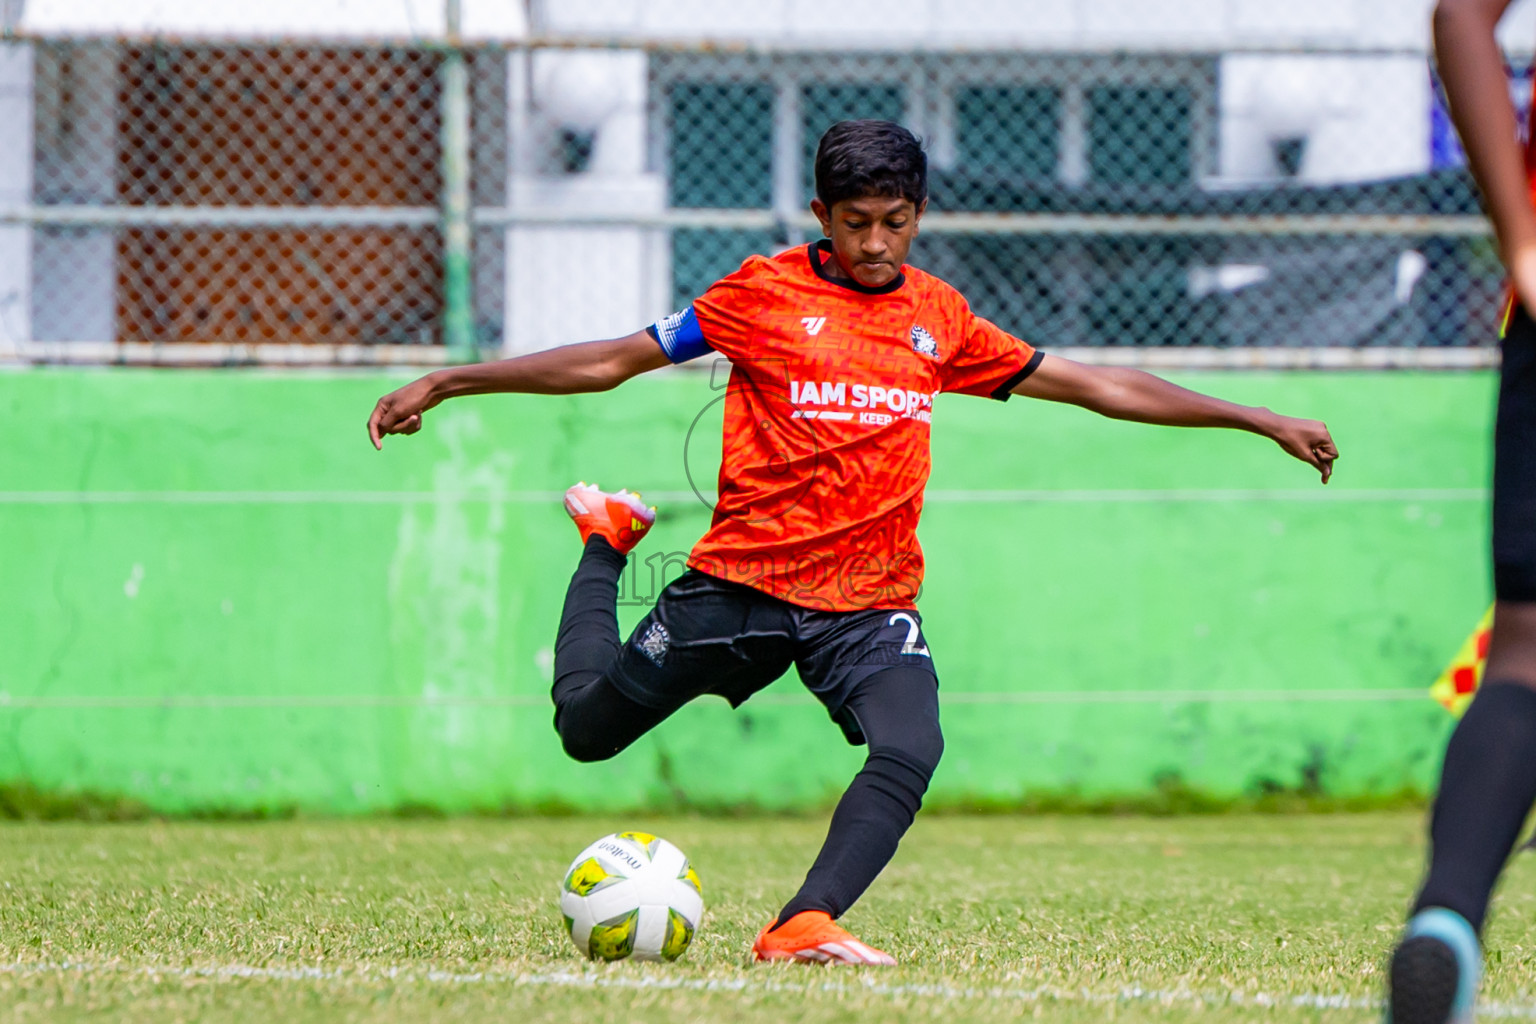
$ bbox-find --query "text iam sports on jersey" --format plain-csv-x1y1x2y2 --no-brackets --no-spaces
788,379,936,425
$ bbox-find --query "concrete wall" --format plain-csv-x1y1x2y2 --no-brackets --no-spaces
0,368,1491,813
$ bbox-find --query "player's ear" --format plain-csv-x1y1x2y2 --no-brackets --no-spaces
913,198,928,232
811,198,832,236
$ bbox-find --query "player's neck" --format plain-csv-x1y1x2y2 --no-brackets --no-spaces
809,240,905,295
812,240,856,284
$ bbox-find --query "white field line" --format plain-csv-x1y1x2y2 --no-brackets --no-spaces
1,959,1535,1018
0,488,1489,505
0,689,1428,710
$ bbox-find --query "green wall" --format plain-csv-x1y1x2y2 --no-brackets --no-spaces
0,367,1494,813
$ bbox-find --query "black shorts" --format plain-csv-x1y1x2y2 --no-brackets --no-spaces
606,570,939,743
1497,309,1536,602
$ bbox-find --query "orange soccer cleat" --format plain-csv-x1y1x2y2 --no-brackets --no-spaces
752,911,896,966
563,482,656,556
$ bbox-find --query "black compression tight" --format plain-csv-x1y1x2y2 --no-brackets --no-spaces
551,538,670,762
776,667,943,925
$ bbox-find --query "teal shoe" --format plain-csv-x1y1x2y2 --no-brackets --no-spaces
1386,908,1481,1024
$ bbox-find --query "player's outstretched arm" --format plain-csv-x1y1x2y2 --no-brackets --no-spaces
1435,0,1536,308
367,330,669,449
1010,354,1338,483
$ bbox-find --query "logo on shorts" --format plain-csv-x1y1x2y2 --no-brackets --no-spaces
910,325,939,359
637,622,670,667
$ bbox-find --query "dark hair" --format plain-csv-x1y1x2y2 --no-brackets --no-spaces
813,120,928,209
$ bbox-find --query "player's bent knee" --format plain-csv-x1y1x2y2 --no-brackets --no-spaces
879,718,944,780
558,725,620,764
551,704,621,764
913,728,944,778
551,673,667,763
867,741,942,791
849,667,944,771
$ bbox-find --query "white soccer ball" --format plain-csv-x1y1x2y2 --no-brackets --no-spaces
559,831,704,962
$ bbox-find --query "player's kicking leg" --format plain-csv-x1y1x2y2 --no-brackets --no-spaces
1388,312,1536,1024
752,666,942,966
551,482,669,761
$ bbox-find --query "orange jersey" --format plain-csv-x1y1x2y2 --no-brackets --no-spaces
649,241,1038,611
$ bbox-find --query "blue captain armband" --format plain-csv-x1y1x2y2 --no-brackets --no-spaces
646,306,714,364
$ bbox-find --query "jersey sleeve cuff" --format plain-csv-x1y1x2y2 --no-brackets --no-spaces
648,306,714,364
989,349,1045,401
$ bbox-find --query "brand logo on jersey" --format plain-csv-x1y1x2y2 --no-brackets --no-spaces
790,379,936,425
910,325,939,358
802,316,828,336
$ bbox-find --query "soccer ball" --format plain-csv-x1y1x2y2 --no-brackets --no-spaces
559,831,704,962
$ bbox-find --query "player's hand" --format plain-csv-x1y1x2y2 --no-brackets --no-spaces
367,375,439,450
1265,413,1338,485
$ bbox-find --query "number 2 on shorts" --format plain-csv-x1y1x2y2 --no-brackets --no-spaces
887,612,930,658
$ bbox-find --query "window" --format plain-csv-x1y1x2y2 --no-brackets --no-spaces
668,82,776,308
668,82,774,209
1088,85,1193,186
955,86,1061,182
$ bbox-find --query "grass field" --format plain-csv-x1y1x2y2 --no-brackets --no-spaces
4,813,1536,1022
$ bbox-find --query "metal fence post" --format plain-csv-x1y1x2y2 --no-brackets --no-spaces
440,0,476,360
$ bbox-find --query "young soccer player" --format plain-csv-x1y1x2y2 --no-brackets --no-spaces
367,120,1338,965
1385,3,1536,1021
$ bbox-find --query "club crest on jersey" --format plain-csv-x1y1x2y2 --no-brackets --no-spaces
636,622,670,667
910,325,939,358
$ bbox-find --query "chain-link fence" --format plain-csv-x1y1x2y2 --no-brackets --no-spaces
0,17,1516,364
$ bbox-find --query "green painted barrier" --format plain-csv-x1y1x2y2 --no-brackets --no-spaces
0,367,1494,813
